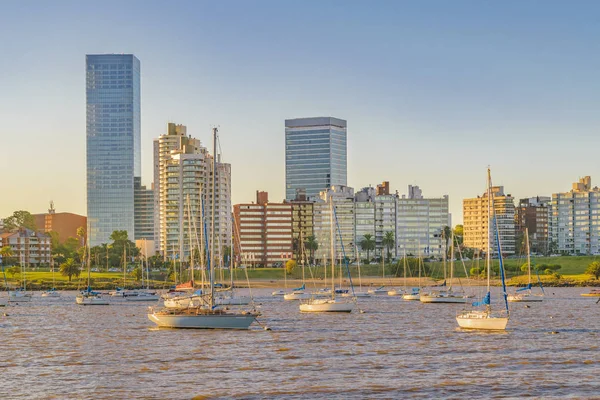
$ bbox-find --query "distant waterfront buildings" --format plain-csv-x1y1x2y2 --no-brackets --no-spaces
314,186,355,261
516,196,550,255
285,117,347,201
463,186,515,255
86,54,141,246
549,176,600,255
33,202,87,244
396,185,450,258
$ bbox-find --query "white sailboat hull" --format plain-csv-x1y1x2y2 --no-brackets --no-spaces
148,311,256,329
403,293,420,301
283,292,310,301
420,294,468,303
367,289,387,295
387,290,403,296
456,311,508,330
507,294,543,302
41,291,61,298
76,295,110,305
9,291,33,302
299,299,353,313
125,294,160,302
271,290,285,296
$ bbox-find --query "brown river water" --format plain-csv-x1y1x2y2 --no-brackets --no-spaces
0,287,598,399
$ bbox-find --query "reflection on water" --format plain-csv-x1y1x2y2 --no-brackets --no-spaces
0,287,598,399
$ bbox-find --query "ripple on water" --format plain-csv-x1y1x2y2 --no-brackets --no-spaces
1,287,599,399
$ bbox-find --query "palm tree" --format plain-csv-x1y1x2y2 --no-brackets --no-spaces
382,231,395,261
304,235,319,265
60,258,81,282
360,234,376,263
0,246,14,266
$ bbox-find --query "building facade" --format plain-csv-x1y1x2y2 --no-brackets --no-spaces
155,125,232,262
516,196,550,255
549,176,600,255
396,186,450,258
33,202,87,244
285,117,347,200
86,54,141,246
134,177,155,245
233,193,293,267
0,229,51,266
313,186,355,261
463,186,515,256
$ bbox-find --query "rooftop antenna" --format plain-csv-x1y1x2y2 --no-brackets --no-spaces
48,201,55,214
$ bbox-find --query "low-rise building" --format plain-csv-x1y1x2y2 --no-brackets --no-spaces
33,202,86,243
0,228,51,266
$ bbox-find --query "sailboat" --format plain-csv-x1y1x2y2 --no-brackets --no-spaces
508,228,544,302
368,251,388,295
42,257,61,298
300,196,354,313
456,168,509,330
284,233,310,301
76,239,109,305
125,244,160,302
342,244,370,297
387,248,403,296
9,252,33,303
400,249,420,301
420,232,469,303
148,127,257,329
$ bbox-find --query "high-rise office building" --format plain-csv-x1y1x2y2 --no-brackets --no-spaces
86,54,141,246
285,117,347,200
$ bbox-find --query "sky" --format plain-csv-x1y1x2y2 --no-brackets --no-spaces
1,0,600,224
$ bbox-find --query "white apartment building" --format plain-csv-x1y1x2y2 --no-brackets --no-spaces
314,186,355,261
155,124,232,263
463,186,515,256
375,194,397,259
549,176,600,255
396,185,450,258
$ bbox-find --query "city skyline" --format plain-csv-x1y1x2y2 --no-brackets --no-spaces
2,1,600,225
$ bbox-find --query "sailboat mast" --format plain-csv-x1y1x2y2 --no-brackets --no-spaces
526,227,531,285
486,168,492,292
450,231,454,290
403,249,407,292
329,195,335,299
210,127,217,307
123,247,126,289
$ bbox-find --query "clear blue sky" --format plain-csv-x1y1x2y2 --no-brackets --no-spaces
1,0,600,224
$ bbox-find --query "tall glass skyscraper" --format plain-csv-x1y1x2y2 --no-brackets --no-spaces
285,117,347,200
86,54,141,246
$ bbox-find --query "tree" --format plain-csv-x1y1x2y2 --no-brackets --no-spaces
586,261,600,280
453,225,464,246
131,266,143,281
382,231,395,261
60,258,81,282
6,266,20,278
304,235,318,265
442,226,452,257
0,246,14,266
3,210,37,231
360,234,376,263
76,226,86,247
285,259,297,275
